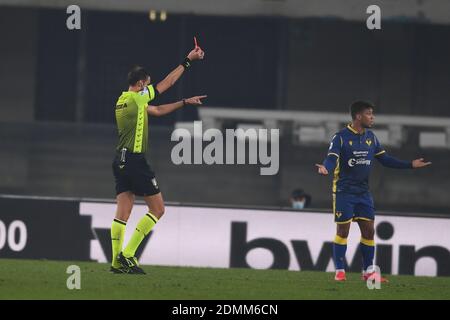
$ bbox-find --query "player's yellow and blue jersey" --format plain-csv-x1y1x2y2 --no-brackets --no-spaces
115,85,158,153
323,124,412,194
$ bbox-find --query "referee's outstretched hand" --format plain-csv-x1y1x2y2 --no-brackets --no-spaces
412,158,432,168
184,95,208,106
315,164,329,175
187,47,205,61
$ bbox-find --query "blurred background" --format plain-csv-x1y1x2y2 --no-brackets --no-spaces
1,0,450,214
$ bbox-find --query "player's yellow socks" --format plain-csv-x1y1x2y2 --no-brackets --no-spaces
111,218,126,268
123,212,158,258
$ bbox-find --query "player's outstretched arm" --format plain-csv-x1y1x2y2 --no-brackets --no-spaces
155,47,205,95
376,153,431,169
412,158,432,168
316,134,341,175
316,153,338,175
315,164,329,175
147,95,207,117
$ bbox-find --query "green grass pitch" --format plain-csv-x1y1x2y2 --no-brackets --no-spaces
0,259,449,299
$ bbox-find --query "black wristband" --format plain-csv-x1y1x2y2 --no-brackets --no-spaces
182,99,187,106
181,57,192,69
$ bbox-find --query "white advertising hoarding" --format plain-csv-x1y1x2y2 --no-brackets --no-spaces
80,202,450,277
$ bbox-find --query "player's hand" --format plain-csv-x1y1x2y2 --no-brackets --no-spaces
184,95,207,106
412,158,432,168
315,164,329,175
187,47,205,61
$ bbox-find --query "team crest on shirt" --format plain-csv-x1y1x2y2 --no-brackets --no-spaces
366,139,372,146
335,211,342,218
349,141,353,146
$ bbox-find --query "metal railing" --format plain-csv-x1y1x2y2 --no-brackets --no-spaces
199,107,450,148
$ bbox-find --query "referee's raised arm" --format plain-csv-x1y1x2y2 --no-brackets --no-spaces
155,46,205,94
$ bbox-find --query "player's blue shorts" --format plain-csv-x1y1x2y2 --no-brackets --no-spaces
333,192,375,224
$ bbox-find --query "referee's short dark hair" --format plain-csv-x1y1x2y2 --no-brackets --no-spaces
350,101,375,120
128,66,149,85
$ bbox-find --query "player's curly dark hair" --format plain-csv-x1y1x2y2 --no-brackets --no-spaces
350,101,375,119
127,66,149,85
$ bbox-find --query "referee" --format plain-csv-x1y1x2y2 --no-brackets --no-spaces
110,45,206,274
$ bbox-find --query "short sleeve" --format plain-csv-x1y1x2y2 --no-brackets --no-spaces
147,84,159,102
134,85,159,106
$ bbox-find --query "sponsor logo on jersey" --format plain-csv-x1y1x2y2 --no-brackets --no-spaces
348,158,371,167
353,150,369,157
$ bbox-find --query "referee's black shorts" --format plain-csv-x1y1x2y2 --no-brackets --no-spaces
112,149,160,197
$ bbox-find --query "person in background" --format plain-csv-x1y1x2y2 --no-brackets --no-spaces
290,189,312,210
